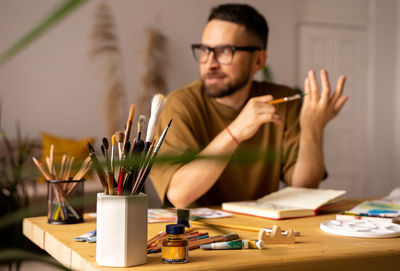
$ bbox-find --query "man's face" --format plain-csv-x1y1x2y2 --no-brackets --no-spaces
200,19,257,98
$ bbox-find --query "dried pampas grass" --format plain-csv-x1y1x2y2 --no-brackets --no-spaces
90,1,126,136
139,27,168,118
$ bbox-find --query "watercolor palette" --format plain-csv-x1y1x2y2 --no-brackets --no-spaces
320,219,400,238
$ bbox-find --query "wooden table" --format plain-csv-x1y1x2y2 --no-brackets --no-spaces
23,210,400,271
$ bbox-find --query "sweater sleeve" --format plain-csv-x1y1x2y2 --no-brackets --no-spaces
149,88,203,204
280,94,301,186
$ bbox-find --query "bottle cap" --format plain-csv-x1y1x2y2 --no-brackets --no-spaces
166,224,185,235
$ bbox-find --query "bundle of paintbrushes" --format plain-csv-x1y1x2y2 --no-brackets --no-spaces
88,94,171,196
32,144,92,223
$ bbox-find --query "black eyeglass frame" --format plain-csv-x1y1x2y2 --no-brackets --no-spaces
191,44,262,64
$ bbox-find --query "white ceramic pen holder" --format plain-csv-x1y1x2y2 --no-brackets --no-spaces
96,193,148,267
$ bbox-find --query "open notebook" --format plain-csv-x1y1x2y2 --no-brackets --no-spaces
222,187,346,219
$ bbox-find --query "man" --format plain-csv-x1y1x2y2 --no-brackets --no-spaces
150,4,348,208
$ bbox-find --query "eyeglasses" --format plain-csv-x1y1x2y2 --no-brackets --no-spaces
191,44,261,65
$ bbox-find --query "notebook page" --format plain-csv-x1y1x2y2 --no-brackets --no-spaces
256,187,346,210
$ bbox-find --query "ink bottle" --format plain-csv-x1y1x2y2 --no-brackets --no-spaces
161,224,188,264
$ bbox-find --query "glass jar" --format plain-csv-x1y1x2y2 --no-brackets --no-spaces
161,224,188,263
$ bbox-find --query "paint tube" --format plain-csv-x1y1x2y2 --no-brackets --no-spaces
72,230,96,242
242,239,264,249
200,240,243,250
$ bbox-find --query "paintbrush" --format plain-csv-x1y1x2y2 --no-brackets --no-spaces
33,157,53,180
132,119,172,194
45,156,55,179
268,93,303,105
72,156,91,181
59,154,67,180
62,155,74,193
122,105,135,155
115,131,124,160
117,141,131,195
67,156,92,196
144,94,166,153
102,137,111,171
132,139,155,193
65,156,74,180
33,157,68,220
87,143,108,194
111,134,116,175
49,144,56,177
137,115,146,141
114,131,124,180
122,139,145,193
102,137,115,194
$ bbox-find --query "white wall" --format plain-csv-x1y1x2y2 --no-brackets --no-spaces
0,0,296,140
395,0,400,188
367,0,397,196
1,0,399,198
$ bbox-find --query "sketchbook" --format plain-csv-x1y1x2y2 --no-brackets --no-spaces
336,187,400,224
221,187,346,219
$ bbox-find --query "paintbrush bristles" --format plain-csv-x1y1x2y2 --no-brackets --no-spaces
87,142,95,153
138,115,145,132
145,94,167,143
151,94,166,117
122,104,136,154
115,131,124,159
102,137,109,150
111,134,116,146
128,104,135,122
115,131,124,143
137,115,146,140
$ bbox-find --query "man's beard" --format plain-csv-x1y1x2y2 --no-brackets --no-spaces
202,70,251,98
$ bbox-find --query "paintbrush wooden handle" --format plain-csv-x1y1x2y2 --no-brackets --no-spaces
106,172,115,195
33,157,53,180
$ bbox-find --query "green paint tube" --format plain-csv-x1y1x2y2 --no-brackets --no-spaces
200,240,243,250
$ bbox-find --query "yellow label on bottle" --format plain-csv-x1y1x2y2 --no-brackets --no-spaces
162,246,187,263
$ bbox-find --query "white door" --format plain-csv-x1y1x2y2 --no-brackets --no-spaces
297,24,369,197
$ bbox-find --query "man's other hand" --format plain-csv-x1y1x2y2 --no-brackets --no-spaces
300,69,348,135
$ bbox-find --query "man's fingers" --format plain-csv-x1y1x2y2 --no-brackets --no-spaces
333,96,349,114
254,105,276,114
320,69,330,105
264,114,283,125
331,75,346,105
254,112,282,125
304,77,311,105
308,70,319,102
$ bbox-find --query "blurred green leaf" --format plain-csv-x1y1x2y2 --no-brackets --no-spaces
0,0,87,67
